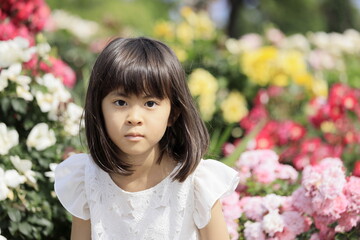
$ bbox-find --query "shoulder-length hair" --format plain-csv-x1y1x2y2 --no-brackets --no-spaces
84,37,209,182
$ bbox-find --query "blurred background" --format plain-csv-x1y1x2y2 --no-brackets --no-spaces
1,0,360,239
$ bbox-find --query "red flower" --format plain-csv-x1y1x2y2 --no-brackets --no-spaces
293,153,311,170
40,57,76,88
307,97,328,127
343,131,356,145
253,88,269,105
0,9,6,21
300,138,322,153
13,1,36,21
277,121,306,145
31,3,51,32
328,83,349,107
342,93,357,110
353,161,360,177
0,22,17,40
239,105,268,132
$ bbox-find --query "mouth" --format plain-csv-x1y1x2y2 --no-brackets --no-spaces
125,133,144,141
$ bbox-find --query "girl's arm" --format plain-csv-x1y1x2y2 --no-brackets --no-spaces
71,216,91,240
198,200,230,240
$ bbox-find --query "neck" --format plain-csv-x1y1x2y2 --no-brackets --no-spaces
110,149,176,192
123,147,161,175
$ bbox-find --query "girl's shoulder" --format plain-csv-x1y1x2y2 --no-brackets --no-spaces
192,159,240,229
193,159,239,183
54,153,92,220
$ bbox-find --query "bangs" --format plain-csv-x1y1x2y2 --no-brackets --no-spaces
100,39,173,99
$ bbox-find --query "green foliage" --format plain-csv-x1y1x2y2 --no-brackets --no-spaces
46,0,173,36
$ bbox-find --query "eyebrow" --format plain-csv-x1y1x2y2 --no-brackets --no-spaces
109,91,158,99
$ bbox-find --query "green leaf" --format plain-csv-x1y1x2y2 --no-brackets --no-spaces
220,119,266,167
18,222,32,235
11,98,27,114
1,97,11,113
8,208,21,222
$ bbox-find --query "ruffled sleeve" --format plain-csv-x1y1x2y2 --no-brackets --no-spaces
54,153,90,220
193,159,240,229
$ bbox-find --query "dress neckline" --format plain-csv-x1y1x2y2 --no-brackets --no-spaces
103,163,180,195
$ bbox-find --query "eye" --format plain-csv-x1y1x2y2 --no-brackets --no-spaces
114,100,127,106
145,101,157,108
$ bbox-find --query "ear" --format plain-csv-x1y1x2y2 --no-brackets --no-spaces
168,109,180,127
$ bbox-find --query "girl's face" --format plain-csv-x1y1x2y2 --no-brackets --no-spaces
101,89,171,160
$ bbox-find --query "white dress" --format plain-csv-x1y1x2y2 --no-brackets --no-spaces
54,153,239,240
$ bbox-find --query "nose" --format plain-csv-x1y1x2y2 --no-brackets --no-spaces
126,107,143,125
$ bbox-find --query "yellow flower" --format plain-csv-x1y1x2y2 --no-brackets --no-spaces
193,11,215,40
271,73,288,86
153,21,174,41
198,94,216,121
176,22,194,45
180,6,195,20
320,121,336,133
172,46,187,62
311,78,328,97
221,91,248,123
188,68,218,96
280,50,307,77
242,46,278,86
293,72,314,90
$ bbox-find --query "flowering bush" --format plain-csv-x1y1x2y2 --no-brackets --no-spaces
230,82,360,173
0,1,83,239
0,35,83,239
0,0,50,45
223,150,360,240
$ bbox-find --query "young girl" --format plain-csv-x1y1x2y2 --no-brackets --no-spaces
55,37,239,240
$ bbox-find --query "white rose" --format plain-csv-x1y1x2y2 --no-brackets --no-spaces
0,123,19,155
35,91,59,113
0,37,35,68
5,63,22,81
66,103,83,121
262,210,285,237
16,85,34,101
64,103,84,135
10,155,37,185
14,75,31,87
0,228,7,240
54,86,71,103
0,72,9,92
45,163,58,182
26,123,56,151
0,168,10,201
4,169,26,188
36,74,71,107
36,42,51,57
36,73,62,92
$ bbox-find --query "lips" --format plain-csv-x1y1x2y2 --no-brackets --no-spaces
125,132,144,141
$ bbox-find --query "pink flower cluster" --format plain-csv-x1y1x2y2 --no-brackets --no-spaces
222,150,360,239
240,194,310,240
235,149,298,185
221,192,242,240
0,0,50,44
291,158,360,238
